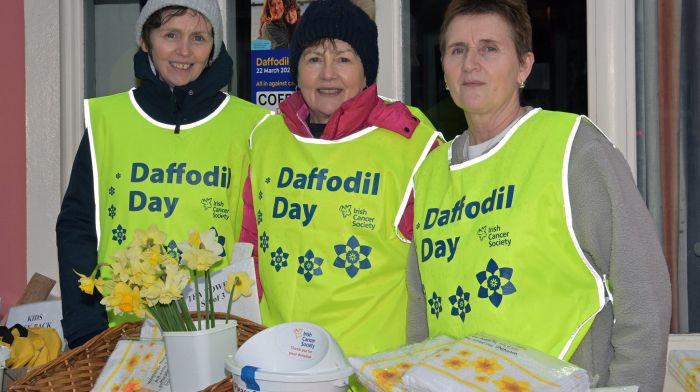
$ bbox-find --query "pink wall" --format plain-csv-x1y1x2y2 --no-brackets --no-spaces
0,0,26,319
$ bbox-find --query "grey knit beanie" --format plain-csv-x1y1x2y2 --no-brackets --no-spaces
135,0,223,61
290,0,378,85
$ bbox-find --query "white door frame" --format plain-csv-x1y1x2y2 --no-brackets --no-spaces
586,0,637,178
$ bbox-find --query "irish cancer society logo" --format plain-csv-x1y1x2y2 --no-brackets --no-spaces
287,327,316,359
339,204,377,231
339,204,352,218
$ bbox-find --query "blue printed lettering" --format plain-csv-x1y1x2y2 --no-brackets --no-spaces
420,185,515,230
131,163,149,182
129,190,179,218
421,236,460,263
272,196,316,226
274,167,380,195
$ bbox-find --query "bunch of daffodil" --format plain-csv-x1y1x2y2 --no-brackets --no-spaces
75,224,225,332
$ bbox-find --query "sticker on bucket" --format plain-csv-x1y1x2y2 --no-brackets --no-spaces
276,325,327,361
227,322,353,391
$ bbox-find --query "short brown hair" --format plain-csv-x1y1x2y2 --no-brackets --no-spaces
439,0,532,64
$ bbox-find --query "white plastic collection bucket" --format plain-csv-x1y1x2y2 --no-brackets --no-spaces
163,319,238,392
226,322,353,392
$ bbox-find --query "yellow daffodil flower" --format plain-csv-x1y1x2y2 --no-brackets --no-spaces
141,245,166,266
133,224,167,249
152,264,189,305
94,277,107,294
164,263,190,291
181,248,219,272
142,280,165,307
75,270,96,295
102,282,145,318
225,271,255,301
178,228,224,257
187,230,203,249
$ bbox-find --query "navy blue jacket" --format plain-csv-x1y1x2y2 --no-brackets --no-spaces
56,46,234,348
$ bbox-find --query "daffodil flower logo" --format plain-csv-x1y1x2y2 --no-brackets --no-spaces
271,247,289,271
494,376,532,392
473,356,503,375
333,235,371,278
112,224,127,244
297,249,323,282
259,231,270,253
372,367,402,391
428,291,442,319
165,240,180,259
443,356,469,370
476,258,516,307
449,285,471,322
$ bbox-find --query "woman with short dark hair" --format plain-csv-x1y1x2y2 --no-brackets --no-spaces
412,0,671,389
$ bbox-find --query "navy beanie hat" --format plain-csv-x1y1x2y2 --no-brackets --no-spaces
290,0,378,86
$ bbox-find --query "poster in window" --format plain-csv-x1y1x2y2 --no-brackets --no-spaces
250,0,375,110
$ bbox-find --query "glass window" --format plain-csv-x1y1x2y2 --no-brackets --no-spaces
408,0,587,141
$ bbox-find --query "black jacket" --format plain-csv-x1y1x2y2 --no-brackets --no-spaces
56,46,234,348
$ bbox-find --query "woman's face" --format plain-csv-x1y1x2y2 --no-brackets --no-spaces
297,39,366,124
442,13,533,118
141,9,213,88
269,0,285,20
286,8,299,25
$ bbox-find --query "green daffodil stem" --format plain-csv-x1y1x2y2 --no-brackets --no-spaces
225,289,234,324
225,277,240,324
193,270,202,329
178,298,195,331
151,305,168,331
173,301,186,331
161,306,172,331
205,271,214,328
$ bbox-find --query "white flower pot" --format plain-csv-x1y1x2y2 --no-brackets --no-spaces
163,319,238,392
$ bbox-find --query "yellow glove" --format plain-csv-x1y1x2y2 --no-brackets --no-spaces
26,327,62,367
5,325,35,369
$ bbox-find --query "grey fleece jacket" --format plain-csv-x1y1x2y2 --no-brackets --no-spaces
407,110,671,391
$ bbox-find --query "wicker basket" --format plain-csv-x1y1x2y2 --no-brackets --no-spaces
9,313,265,392
200,376,233,392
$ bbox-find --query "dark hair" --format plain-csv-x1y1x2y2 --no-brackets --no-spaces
140,5,214,60
259,0,286,37
301,37,339,53
439,0,532,64
284,0,301,26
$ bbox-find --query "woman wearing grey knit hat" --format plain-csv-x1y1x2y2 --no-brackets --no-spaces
57,0,270,348
240,0,443,379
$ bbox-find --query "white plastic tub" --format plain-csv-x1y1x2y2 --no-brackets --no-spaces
226,322,353,391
